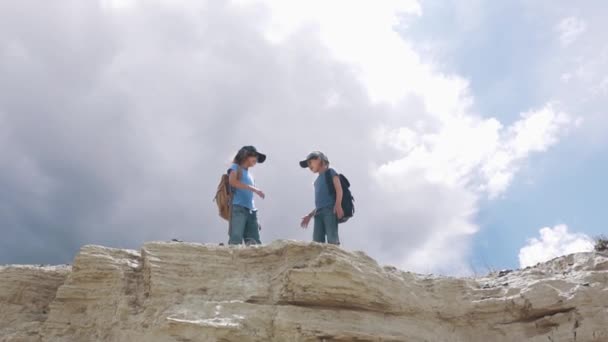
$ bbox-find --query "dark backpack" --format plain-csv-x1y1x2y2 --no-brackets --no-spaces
325,168,355,224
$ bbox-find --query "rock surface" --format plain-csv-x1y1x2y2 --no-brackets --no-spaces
0,265,70,342
1,240,607,341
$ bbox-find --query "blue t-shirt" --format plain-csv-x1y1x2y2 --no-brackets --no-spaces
314,168,338,210
229,164,256,210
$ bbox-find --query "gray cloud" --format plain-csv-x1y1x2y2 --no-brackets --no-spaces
0,1,575,274
0,0,390,265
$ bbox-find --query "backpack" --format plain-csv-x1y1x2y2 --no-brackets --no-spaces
214,167,241,221
326,169,355,224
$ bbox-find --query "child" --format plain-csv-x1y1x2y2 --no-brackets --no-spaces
299,151,344,245
228,146,266,245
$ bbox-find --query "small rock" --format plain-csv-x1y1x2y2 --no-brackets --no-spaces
498,269,513,277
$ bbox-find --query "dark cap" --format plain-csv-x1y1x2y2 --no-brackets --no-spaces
241,146,266,163
299,151,328,168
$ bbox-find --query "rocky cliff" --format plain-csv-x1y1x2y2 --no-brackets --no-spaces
1,241,607,342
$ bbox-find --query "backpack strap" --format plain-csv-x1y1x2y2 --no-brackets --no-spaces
227,166,243,180
227,166,243,197
226,166,243,229
325,168,337,196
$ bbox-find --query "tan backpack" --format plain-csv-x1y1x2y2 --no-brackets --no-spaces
214,168,241,221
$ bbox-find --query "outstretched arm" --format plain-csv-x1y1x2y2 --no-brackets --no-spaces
229,169,265,198
301,208,316,228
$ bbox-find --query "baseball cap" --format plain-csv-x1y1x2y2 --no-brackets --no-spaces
299,151,328,168
241,146,266,163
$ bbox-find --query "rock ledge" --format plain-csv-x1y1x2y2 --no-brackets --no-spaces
1,240,607,341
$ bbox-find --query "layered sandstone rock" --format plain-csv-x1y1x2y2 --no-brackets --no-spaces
0,265,70,341
1,241,607,341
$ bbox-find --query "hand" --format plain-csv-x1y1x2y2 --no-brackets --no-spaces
253,188,265,199
335,205,344,220
300,214,312,229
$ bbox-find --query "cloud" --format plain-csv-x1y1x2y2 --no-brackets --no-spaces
556,16,587,47
235,0,423,105
376,103,571,198
519,225,594,268
370,1,605,271
242,0,573,273
372,102,571,273
0,0,574,274
525,2,608,146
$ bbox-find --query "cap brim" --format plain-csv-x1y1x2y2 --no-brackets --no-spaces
256,153,266,163
299,160,309,168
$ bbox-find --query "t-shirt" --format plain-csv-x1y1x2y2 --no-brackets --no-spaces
314,168,338,210
229,163,256,210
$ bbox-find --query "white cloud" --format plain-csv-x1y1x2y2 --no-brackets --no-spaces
519,225,594,268
556,16,587,47
372,103,571,272
482,104,572,196
375,103,571,195
235,0,423,104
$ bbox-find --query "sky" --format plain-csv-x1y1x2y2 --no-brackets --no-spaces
0,0,606,274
